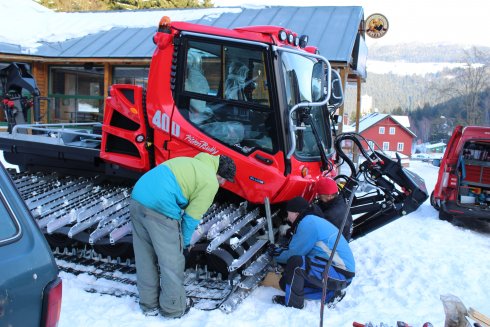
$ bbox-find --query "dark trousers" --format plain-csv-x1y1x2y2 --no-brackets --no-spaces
279,255,353,308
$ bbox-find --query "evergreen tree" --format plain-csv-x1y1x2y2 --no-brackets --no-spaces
38,0,213,11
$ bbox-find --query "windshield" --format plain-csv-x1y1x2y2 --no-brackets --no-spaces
279,50,333,158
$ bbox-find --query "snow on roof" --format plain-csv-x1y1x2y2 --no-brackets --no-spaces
354,112,387,133
426,142,446,148
0,2,364,66
0,42,23,55
352,112,416,137
341,124,355,133
0,0,242,50
382,150,409,159
392,115,410,128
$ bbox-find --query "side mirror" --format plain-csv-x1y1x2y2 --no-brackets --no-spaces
311,61,326,102
328,70,344,111
332,114,342,124
432,159,441,167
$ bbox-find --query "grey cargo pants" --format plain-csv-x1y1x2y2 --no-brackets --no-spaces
130,199,186,318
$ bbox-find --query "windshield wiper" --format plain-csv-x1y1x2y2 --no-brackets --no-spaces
300,108,332,172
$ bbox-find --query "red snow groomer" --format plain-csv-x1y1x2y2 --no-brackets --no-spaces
0,17,428,311
101,17,338,204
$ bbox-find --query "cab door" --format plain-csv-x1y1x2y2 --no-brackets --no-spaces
167,36,288,203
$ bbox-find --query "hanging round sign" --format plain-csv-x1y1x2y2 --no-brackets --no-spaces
365,13,389,39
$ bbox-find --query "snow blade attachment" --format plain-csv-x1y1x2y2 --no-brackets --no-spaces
334,133,429,240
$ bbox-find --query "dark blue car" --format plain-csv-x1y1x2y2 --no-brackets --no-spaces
0,163,62,327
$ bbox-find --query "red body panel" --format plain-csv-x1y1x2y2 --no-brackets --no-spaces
433,125,490,201
102,21,334,204
100,85,150,171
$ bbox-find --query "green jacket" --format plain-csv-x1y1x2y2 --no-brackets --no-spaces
132,152,219,245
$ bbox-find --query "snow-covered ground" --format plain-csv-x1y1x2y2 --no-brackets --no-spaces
2,151,488,327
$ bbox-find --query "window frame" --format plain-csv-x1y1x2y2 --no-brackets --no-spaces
0,188,22,246
175,35,280,155
112,66,150,88
379,126,385,134
383,141,390,151
48,65,105,124
389,126,396,135
397,142,404,151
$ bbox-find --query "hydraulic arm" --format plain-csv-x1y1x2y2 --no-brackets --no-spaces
334,133,429,240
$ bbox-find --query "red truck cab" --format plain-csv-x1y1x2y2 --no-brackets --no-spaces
432,125,490,230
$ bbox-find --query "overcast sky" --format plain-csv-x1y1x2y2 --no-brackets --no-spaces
214,0,490,47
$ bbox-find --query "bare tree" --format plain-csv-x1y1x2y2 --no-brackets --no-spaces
437,47,490,125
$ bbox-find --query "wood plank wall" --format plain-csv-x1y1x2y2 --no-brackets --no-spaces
32,62,48,123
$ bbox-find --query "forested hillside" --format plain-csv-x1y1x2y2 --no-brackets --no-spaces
38,0,213,11
344,44,490,115
343,44,490,143
408,90,490,142
344,72,445,116
369,44,490,62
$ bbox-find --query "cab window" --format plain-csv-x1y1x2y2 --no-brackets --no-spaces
178,39,277,155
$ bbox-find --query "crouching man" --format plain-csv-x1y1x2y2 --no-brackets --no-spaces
270,196,355,309
316,176,353,240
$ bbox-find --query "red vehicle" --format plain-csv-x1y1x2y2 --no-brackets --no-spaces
431,125,490,230
0,17,428,310
100,19,337,205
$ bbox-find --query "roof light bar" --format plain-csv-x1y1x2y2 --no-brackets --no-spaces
158,16,172,33
299,35,309,48
278,30,287,41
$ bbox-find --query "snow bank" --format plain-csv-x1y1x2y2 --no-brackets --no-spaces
0,0,241,50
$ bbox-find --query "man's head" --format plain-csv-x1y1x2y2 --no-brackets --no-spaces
217,155,236,185
316,177,338,203
286,196,309,224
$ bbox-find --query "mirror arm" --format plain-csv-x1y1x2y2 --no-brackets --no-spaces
286,56,332,159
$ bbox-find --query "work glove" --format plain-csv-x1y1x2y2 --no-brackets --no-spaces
189,228,203,246
183,245,192,258
266,243,284,257
278,223,291,237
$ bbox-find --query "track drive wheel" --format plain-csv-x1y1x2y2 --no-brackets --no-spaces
93,243,134,260
44,233,77,250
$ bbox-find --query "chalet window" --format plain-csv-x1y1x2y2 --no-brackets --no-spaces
49,65,104,123
397,142,404,151
383,141,389,151
379,126,385,134
389,127,396,135
113,66,149,88
368,140,375,150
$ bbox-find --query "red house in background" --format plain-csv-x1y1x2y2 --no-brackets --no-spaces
353,113,416,157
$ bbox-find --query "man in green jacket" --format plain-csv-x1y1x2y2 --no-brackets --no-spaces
130,153,236,318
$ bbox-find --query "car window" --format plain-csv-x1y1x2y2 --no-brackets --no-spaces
0,190,20,243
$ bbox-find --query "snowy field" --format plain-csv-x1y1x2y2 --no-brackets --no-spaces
2,152,489,327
